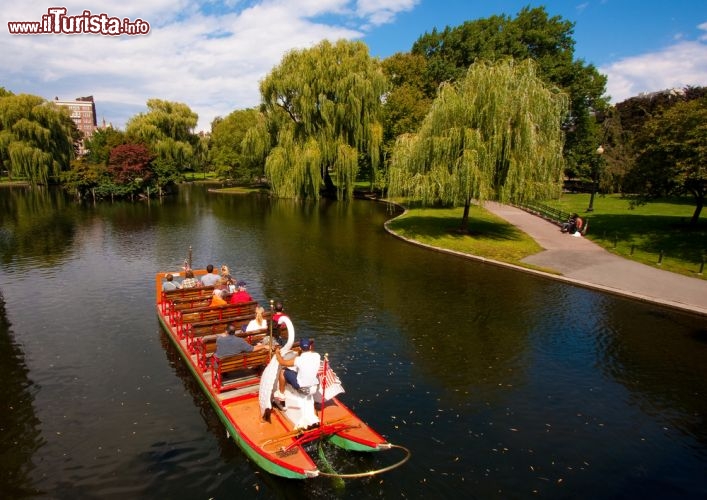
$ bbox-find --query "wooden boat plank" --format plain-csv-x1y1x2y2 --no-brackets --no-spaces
155,270,395,478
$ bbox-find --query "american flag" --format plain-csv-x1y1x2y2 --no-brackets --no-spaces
318,361,345,400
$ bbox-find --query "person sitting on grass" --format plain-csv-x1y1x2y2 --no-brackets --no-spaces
561,213,578,233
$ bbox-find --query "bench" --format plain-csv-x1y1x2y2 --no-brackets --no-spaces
211,349,273,393
195,328,272,371
186,314,271,352
161,285,215,321
176,301,259,336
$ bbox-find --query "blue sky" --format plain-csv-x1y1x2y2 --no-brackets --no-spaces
2,1,706,131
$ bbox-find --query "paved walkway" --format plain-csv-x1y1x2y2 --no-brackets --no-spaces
483,203,707,316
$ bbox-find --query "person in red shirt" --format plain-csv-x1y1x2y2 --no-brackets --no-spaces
230,280,254,304
272,301,285,324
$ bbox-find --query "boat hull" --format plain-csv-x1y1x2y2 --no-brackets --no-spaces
155,271,391,479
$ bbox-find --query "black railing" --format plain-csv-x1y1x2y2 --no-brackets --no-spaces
514,201,571,226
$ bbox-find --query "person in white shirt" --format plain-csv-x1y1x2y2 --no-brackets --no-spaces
273,338,320,409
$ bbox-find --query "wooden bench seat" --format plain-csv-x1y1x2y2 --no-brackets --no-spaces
177,301,260,336
161,285,214,309
161,285,215,322
195,328,273,371
211,349,273,393
186,314,271,352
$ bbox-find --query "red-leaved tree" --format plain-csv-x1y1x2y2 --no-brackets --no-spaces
108,143,153,186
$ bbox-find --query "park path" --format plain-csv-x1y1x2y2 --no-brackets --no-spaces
483,202,707,316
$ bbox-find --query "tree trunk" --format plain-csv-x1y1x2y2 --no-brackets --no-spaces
459,197,472,233
690,191,704,226
321,165,337,199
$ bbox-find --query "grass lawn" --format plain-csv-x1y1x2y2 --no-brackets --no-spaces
386,203,544,266
386,194,706,280
544,193,706,278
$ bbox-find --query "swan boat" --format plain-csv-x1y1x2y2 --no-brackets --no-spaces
155,269,409,479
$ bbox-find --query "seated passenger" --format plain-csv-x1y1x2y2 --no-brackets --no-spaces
230,280,254,304
162,273,181,291
215,324,268,358
272,301,285,324
181,270,200,288
200,264,220,287
246,306,268,332
209,288,228,307
273,338,321,408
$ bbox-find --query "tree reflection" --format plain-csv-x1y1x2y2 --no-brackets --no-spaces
0,186,76,267
0,292,44,496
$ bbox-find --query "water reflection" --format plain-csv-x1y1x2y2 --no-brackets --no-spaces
0,186,77,268
0,183,706,498
0,291,44,497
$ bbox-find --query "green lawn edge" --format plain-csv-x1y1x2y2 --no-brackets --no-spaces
385,195,706,280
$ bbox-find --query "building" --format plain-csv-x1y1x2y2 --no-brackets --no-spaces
53,96,98,155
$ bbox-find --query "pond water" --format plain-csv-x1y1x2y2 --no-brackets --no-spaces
1,184,706,499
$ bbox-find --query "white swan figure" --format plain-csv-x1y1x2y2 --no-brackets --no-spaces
258,315,294,419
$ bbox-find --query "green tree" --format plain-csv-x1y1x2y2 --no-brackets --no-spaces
255,39,388,200
388,59,568,231
209,108,261,182
125,99,198,190
628,97,707,225
381,52,434,144
83,127,125,165
61,158,109,201
0,92,79,185
409,6,607,180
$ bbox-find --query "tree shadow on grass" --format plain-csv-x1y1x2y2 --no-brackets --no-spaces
587,213,707,263
392,214,524,242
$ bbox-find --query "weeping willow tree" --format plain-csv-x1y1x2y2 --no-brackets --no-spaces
253,39,388,200
388,59,568,231
0,92,78,185
126,99,198,193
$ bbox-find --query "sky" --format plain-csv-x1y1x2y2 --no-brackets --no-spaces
2,0,706,131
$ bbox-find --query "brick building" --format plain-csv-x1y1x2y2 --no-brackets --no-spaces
53,95,98,155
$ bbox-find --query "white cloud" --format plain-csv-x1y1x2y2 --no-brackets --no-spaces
1,0,416,131
602,38,707,103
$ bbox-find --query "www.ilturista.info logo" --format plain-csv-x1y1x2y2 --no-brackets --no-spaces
8,7,150,36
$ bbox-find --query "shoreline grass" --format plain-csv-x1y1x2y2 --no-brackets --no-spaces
386,194,706,280
386,203,543,265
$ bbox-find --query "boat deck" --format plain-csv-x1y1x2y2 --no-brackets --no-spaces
155,270,394,479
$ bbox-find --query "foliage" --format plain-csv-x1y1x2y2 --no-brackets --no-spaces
0,91,79,185
381,53,433,144
408,6,608,180
60,157,108,198
626,96,707,225
209,108,262,182
83,127,126,165
388,59,568,230
125,99,198,183
107,143,154,196
254,39,388,200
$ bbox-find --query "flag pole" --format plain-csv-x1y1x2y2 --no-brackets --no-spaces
320,352,328,428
